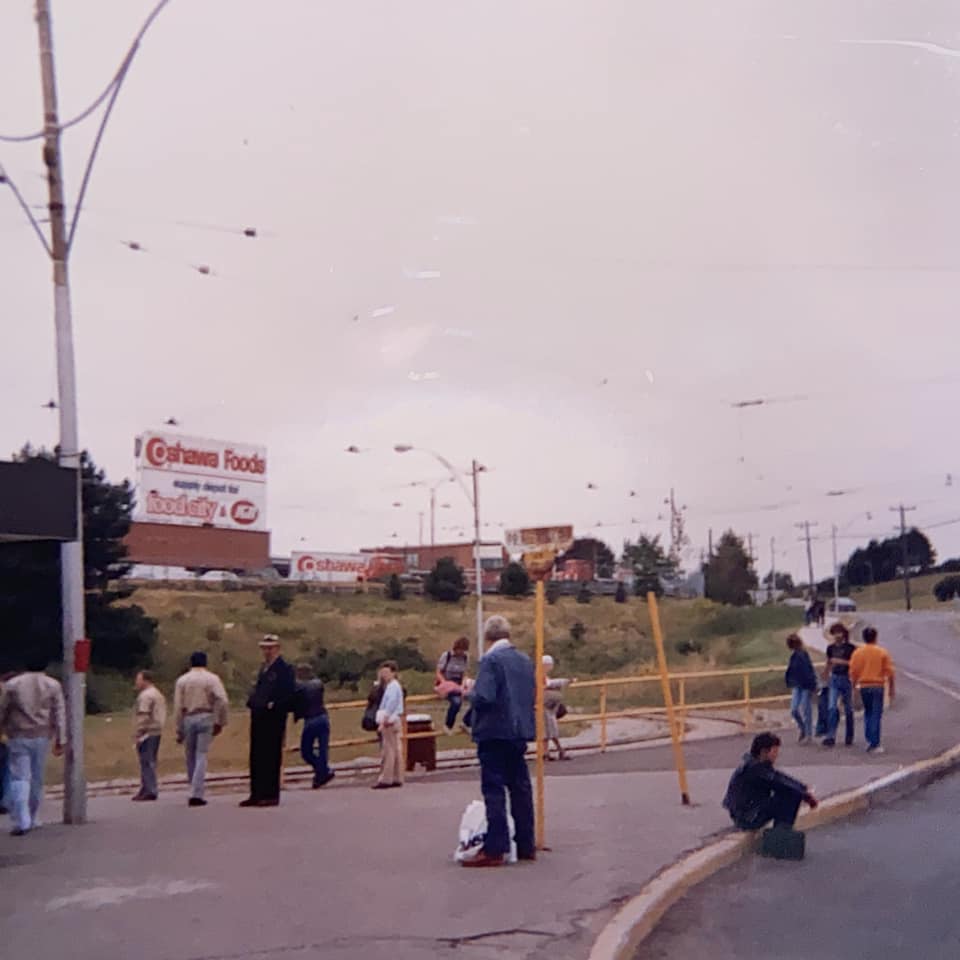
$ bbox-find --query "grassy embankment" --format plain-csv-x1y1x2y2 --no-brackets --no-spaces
57,589,805,785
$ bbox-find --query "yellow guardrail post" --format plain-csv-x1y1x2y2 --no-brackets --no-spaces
600,683,608,752
648,592,691,805
401,713,408,772
677,677,686,740
743,673,753,730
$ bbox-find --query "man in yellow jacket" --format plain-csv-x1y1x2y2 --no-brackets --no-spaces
849,626,895,754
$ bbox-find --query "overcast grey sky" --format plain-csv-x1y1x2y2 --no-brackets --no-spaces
2,0,959,579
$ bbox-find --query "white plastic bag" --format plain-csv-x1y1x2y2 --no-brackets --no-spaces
454,799,517,864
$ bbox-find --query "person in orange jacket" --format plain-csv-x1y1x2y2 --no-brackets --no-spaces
849,626,895,754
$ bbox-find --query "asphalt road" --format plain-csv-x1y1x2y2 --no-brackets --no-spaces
638,767,960,960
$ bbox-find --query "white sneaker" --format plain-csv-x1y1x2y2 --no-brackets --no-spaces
443,725,454,736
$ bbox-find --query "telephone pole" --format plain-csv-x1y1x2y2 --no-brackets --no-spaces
795,520,818,595
769,536,776,603
831,524,840,612
890,504,917,611
36,0,86,824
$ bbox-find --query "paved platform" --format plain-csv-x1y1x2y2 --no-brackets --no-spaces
3,610,957,960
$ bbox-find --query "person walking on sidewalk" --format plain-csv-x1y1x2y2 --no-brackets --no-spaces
0,655,66,836
294,664,334,789
372,661,405,790
241,635,296,807
462,615,536,868
542,654,575,761
132,670,167,802
850,626,895,754
723,732,819,831
785,634,817,743
174,651,229,808
822,623,856,748
435,636,470,734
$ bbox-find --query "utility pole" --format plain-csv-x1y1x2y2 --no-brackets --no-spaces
890,504,917,612
769,536,776,603
831,524,840,612
418,511,424,546
429,487,436,547
746,532,755,565
707,528,713,559
472,460,484,663
36,0,86,824
795,520,818,595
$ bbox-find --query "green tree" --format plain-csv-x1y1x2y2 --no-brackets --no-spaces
500,561,530,597
424,557,466,603
387,573,404,601
564,537,616,578
0,447,157,672
762,570,795,592
576,582,592,604
623,534,673,598
546,580,560,605
614,581,628,603
704,530,757,606
261,584,295,615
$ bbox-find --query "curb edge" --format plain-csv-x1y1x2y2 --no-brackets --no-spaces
588,741,960,960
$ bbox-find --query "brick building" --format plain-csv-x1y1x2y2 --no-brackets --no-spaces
124,521,271,575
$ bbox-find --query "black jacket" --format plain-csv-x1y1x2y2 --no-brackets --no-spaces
247,656,296,714
723,753,808,825
785,649,817,691
293,678,327,721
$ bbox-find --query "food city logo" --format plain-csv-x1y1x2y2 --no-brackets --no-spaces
143,436,266,475
144,492,260,526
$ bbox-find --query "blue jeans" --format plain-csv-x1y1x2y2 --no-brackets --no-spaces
790,688,813,739
0,741,9,810
183,713,214,800
137,735,161,798
445,693,463,730
861,686,885,748
478,739,535,858
827,675,855,744
7,737,50,832
300,715,331,783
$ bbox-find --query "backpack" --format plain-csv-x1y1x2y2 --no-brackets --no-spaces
361,682,385,732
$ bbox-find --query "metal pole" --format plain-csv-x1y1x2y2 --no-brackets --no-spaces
795,520,818,595
890,504,916,612
832,524,840,612
430,486,436,547
648,593,690,805
769,536,776,603
534,579,546,848
418,511,424,546
36,0,86,825
472,460,483,663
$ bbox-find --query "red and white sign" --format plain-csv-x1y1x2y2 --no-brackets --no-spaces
289,551,405,583
133,431,267,532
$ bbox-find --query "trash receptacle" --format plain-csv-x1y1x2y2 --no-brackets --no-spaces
405,713,436,772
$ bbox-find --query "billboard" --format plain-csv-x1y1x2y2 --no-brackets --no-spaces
133,432,267,532
289,551,405,583
505,525,574,551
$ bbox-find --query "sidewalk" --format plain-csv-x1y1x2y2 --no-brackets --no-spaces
6,615,959,960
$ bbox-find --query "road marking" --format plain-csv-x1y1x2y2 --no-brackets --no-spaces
46,879,214,911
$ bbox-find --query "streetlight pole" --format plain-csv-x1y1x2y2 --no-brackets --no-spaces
395,446,485,661
36,0,86,825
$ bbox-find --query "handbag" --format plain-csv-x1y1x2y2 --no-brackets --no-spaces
556,702,568,720
361,705,379,732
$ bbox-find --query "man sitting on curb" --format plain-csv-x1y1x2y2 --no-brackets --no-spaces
723,732,819,831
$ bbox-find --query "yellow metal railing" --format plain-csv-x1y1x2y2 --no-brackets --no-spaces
312,660,822,763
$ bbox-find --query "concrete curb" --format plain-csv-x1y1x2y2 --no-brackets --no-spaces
588,741,960,960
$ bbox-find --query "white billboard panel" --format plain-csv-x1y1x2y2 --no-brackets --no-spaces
133,432,267,532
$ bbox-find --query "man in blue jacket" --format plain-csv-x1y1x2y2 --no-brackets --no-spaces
463,615,536,867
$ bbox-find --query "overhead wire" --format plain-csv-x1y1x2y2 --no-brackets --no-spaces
0,0,173,144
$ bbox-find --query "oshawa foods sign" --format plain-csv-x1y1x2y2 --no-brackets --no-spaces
133,432,267,532
289,552,405,583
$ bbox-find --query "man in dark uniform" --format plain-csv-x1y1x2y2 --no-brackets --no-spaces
240,635,295,808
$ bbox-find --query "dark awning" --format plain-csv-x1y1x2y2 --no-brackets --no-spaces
0,459,78,542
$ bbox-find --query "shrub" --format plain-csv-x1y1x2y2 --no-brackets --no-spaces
261,585,295,615
933,575,960,602
576,582,592,604
387,573,405,601
500,562,531,597
675,638,704,656
546,581,560,605
615,581,628,603
424,557,466,603
569,621,588,646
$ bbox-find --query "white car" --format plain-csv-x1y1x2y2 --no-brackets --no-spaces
828,597,857,613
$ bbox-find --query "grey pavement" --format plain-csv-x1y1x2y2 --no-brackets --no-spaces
638,766,960,960
4,610,959,960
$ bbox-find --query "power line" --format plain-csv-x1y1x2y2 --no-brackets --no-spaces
0,0,173,144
